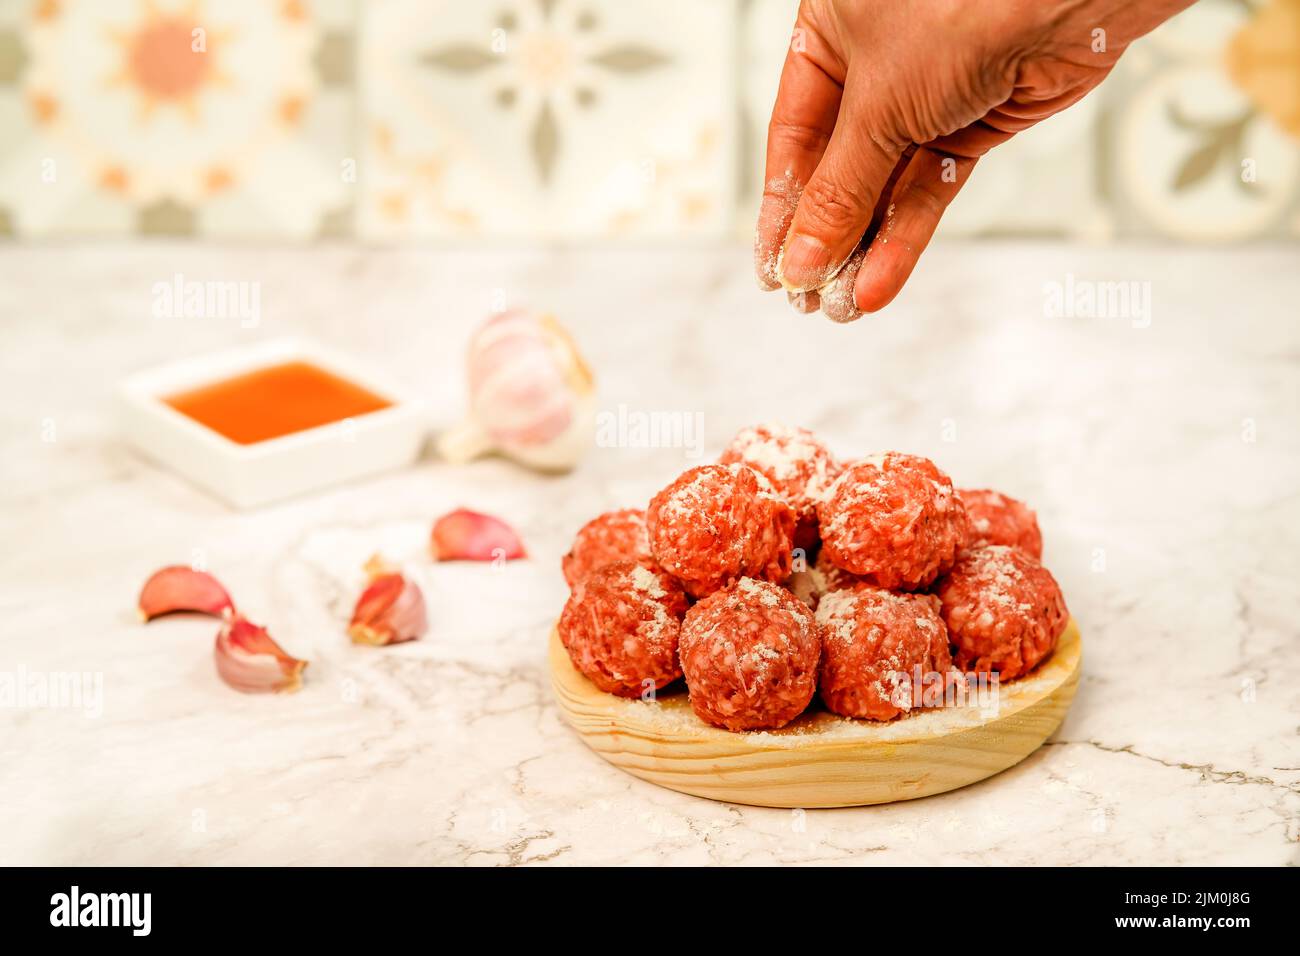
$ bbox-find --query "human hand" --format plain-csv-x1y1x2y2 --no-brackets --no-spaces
755,0,1195,321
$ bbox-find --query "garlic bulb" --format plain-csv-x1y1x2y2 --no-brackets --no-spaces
438,310,595,472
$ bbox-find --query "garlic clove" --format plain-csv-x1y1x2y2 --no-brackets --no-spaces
214,614,307,693
138,565,235,621
431,508,526,562
348,555,428,646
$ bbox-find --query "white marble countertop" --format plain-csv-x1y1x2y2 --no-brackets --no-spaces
1,241,1296,866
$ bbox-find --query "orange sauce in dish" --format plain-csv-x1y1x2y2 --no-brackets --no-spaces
164,361,392,445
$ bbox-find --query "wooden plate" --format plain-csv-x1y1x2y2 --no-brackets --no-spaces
550,619,1081,808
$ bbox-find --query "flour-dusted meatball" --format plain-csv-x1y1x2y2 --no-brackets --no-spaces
818,453,968,590
815,586,952,721
646,463,796,598
558,561,689,697
936,545,1069,680
718,423,840,551
958,488,1043,559
679,578,821,731
561,508,654,589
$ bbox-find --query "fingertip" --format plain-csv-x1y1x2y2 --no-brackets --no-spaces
754,244,782,292
818,248,867,323
787,288,821,314
754,177,804,291
848,148,978,315
852,252,907,314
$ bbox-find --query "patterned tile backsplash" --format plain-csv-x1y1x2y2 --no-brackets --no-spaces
0,0,1295,241
359,0,733,239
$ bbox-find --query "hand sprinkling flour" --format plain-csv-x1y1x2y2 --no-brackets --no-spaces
754,0,1197,322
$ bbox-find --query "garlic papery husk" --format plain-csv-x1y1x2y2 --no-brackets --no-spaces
348,555,428,646
138,566,235,621
214,614,307,694
438,310,595,472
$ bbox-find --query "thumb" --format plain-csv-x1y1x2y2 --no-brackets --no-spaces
778,89,903,293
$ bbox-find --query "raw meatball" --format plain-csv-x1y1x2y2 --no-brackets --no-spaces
558,560,689,697
818,453,968,590
718,423,840,551
647,463,796,598
561,508,654,589
936,545,1069,680
679,578,821,731
958,488,1043,559
815,586,952,721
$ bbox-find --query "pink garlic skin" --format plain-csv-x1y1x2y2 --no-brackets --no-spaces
349,570,428,646
431,508,526,562
445,310,595,471
214,615,306,694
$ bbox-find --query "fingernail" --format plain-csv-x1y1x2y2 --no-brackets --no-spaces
778,233,834,292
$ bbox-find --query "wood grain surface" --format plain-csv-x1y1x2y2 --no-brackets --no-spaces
550,619,1081,808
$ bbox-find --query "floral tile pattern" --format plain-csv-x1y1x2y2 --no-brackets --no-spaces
0,0,1294,241
0,0,353,238
1104,0,1300,239
357,0,734,239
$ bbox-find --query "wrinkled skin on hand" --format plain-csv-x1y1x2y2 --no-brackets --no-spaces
754,0,1195,321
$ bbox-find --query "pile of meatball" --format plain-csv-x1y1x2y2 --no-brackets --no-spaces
558,424,1070,732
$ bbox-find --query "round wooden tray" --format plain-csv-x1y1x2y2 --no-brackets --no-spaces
550,619,1081,808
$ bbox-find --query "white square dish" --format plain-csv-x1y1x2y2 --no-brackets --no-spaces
117,338,428,509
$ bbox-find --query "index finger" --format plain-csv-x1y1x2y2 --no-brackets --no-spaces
754,23,844,291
